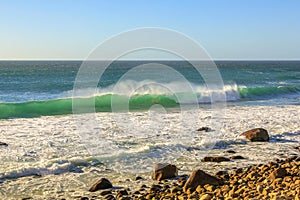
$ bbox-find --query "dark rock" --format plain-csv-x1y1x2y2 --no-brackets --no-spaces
0,142,8,147
215,170,230,180
133,191,140,195
269,168,287,181
80,197,89,200
224,150,236,153
201,156,230,162
215,170,229,177
116,189,128,198
196,127,211,132
183,169,220,192
149,184,162,193
151,163,178,181
241,128,269,142
135,176,143,181
89,178,113,192
230,155,246,160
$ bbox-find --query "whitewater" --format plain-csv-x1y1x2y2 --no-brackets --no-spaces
0,60,299,198
0,105,299,198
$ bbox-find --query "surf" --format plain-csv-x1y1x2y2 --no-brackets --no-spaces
0,85,299,119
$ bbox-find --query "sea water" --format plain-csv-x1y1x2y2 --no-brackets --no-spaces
0,61,299,198
0,61,299,118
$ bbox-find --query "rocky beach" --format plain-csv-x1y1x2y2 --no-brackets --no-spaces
87,155,300,200
0,105,299,199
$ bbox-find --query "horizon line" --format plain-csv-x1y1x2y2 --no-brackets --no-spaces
0,59,300,61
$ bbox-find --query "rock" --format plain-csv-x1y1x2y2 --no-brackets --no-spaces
135,176,144,181
151,163,178,181
200,194,212,200
183,169,220,192
224,150,236,153
215,171,229,179
269,168,287,181
149,184,162,193
0,142,8,146
201,156,230,162
116,190,128,198
241,128,269,142
197,127,211,132
89,178,113,192
230,155,246,159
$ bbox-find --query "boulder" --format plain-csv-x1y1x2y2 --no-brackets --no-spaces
0,142,8,146
230,155,246,160
89,178,113,192
183,169,220,192
241,128,269,142
224,150,236,154
196,127,211,132
269,168,287,181
135,176,144,181
151,163,178,181
201,156,230,162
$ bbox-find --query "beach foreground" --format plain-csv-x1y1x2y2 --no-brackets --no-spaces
0,105,299,199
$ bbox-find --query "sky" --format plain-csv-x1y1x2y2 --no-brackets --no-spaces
0,0,299,60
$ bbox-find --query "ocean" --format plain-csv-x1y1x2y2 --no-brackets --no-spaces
0,61,299,119
0,61,299,198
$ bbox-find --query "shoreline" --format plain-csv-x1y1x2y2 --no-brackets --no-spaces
0,105,299,199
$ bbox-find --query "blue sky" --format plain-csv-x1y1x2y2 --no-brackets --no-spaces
0,0,299,60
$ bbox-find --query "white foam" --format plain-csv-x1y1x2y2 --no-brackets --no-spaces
70,80,240,103
0,105,299,198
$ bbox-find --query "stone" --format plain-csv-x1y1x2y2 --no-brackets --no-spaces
89,178,113,192
201,156,230,162
200,194,212,200
224,150,236,153
241,128,269,142
151,163,178,181
230,155,246,160
116,190,128,198
135,176,144,181
215,170,229,176
0,142,8,146
149,184,162,193
204,185,214,192
197,127,211,132
269,168,287,181
183,169,220,192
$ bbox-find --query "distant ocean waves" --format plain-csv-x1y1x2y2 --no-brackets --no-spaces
0,85,299,119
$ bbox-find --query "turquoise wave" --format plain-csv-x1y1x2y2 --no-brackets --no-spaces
0,94,178,119
238,85,300,99
0,85,299,119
